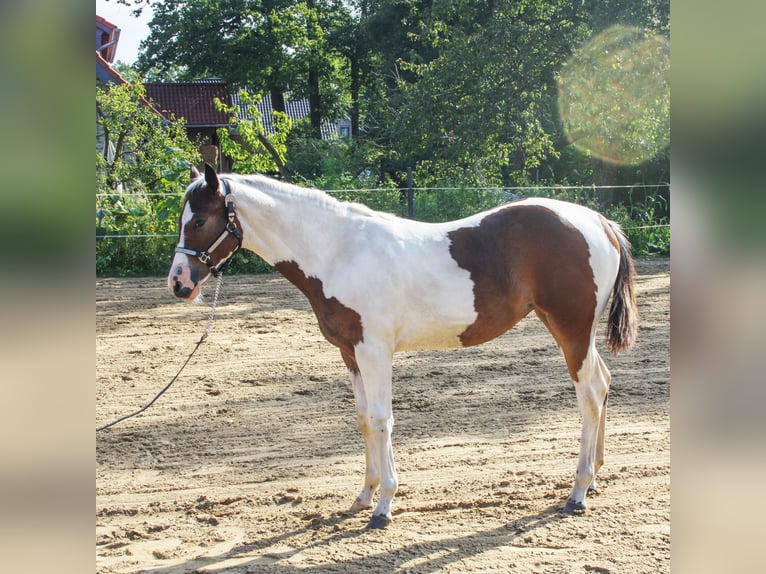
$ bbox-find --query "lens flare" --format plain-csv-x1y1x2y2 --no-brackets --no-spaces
558,26,670,165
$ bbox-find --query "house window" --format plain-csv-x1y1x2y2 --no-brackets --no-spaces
339,126,350,137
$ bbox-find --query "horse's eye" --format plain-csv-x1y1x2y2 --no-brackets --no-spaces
194,218,206,228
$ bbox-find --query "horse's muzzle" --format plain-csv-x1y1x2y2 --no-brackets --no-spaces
168,258,202,300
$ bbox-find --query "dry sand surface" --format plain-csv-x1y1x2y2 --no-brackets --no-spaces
96,259,669,573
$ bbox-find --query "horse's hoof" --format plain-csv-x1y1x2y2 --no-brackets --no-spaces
367,514,391,529
564,499,586,514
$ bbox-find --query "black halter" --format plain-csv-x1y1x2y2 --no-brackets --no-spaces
175,179,242,277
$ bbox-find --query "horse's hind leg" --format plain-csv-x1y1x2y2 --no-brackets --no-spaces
590,354,611,493
535,310,610,512
566,346,611,512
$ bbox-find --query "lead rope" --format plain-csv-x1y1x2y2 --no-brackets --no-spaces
96,271,226,433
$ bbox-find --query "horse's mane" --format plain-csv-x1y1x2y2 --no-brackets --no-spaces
229,174,398,221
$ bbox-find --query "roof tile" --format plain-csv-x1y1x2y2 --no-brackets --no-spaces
232,92,338,139
144,82,232,127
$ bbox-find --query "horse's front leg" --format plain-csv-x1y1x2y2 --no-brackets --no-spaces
347,368,379,512
353,339,398,529
341,349,381,512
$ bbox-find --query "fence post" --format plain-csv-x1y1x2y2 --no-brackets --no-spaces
407,166,414,219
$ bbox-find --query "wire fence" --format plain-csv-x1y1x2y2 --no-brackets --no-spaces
96,182,670,240
97,225,669,240
97,182,669,275
94,183,668,199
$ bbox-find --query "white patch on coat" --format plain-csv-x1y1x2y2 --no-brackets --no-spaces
167,200,203,298
294,216,480,351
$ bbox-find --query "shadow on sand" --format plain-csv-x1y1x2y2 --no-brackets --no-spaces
143,502,570,573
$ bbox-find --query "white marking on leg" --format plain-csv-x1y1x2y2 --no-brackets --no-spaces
349,369,379,511
569,347,609,508
591,354,612,492
353,339,398,522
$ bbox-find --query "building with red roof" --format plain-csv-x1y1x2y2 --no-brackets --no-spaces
97,15,350,173
144,81,233,170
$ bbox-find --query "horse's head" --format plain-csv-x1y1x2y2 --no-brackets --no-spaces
167,163,241,300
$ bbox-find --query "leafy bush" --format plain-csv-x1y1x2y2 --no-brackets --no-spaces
97,236,177,277
605,195,670,257
97,80,200,276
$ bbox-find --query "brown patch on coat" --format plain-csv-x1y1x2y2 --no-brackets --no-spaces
448,204,597,380
275,261,364,372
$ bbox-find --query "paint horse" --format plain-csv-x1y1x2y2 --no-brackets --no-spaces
168,164,638,529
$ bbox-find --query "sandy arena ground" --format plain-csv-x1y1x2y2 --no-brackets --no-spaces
96,259,669,573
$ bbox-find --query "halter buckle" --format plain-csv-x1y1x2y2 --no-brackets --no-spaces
226,220,241,238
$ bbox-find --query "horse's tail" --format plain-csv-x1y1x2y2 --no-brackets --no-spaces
606,221,639,354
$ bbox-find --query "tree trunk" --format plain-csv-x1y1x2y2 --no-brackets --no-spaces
308,67,321,138
350,41,360,137
306,0,322,139
592,157,617,208
270,89,286,114
256,131,292,182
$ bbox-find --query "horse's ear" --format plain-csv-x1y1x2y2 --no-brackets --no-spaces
204,163,220,194
190,164,201,181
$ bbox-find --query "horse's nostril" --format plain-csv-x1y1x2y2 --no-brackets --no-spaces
173,280,192,298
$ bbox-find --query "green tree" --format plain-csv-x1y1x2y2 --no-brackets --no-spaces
215,90,293,180
358,0,591,186
125,0,668,191
96,81,198,198
353,0,668,188
557,23,669,203
135,0,352,136
96,80,199,274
